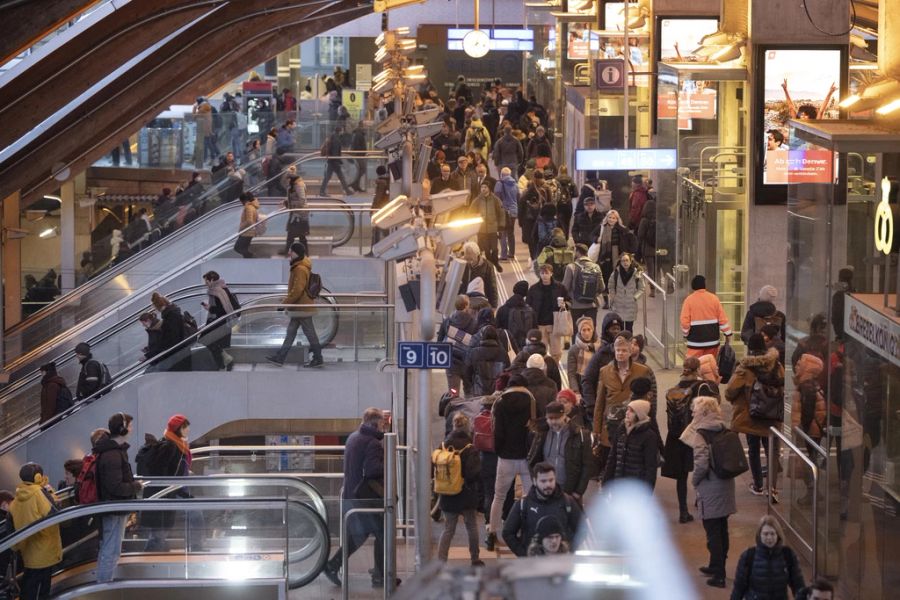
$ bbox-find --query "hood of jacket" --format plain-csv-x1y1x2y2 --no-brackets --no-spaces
504,293,527,308
794,353,824,384
549,230,567,248
739,347,780,372
747,300,777,318
14,481,50,507
467,276,485,296
359,423,385,441
449,310,477,332
522,367,553,388
291,255,312,272
92,434,129,455
41,373,66,387
600,311,624,343
680,413,726,448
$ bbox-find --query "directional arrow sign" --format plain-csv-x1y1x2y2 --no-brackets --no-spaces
575,149,678,171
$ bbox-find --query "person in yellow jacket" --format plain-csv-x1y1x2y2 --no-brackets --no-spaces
9,463,61,599
266,242,323,367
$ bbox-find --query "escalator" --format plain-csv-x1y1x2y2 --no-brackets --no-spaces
0,300,393,484
4,151,384,378
0,474,333,597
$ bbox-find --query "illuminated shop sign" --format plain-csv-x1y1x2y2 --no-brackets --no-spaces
448,29,534,51
575,149,676,170
845,294,900,368
875,177,894,256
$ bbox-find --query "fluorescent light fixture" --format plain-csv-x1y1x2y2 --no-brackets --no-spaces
43,195,62,203
39,226,59,239
372,194,412,228
444,216,483,228
839,94,861,108
876,97,900,115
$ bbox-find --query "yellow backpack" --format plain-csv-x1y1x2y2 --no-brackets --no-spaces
431,443,471,495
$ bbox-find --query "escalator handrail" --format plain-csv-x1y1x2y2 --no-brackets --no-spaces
6,146,365,336
0,302,394,454
3,203,373,373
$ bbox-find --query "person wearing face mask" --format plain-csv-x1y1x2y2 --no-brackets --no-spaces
528,402,593,505
731,516,806,599
501,462,583,557
200,271,238,371
608,253,643,332
602,399,658,490
266,242,323,368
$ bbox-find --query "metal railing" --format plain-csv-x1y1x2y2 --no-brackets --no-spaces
769,425,822,579
640,271,670,369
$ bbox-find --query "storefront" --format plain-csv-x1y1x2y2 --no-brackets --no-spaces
781,119,900,597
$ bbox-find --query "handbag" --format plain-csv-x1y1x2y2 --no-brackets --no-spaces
553,309,574,337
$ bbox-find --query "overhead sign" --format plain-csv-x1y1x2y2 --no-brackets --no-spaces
845,294,900,368
398,342,453,369
448,29,534,52
594,59,624,91
575,149,677,171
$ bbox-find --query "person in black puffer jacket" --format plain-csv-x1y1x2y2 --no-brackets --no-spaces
739,285,786,345
511,328,562,389
151,292,192,371
602,399,658,490
466,325,510,396
520,354,558,416
731,515,806,600
436,415,483,565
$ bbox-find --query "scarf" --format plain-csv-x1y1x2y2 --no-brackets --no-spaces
164,429,192,469
207,279,234,314
617,264,635,287
573,335,596,374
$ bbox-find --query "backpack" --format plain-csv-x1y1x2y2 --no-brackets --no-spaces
74,453,100,504
506,305,535,349
536,219,556,249
472,361,505,396
573,260,603,303
699,428,749,479
87,359,113,397
749,375,785,421
753,312,784,334
305,272,323,299
445,324,473,352
665,387,693,433
135,436,161,476
432,443,471,495
717,343,736,382
537,246,574,282
473,406,495,452
182,311,199,337
440,393,484,436
55,384,74,413
470,127,487,149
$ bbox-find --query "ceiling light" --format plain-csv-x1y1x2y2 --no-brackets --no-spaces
39,227,59,239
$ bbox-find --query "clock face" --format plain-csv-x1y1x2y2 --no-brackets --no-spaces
463,29,490,58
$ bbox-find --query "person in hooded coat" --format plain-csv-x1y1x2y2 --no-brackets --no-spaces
437,295,479,394
567,316,597,400
578,312,624,418
739,285,786,345
603,399,659,490
554,165,577,235
520,354,558,415
466,325,510,396
496,280,534,352
465,277,492,313
150,293,192,372
731,516,806,600
9,463,61,599
510,328,562,389
436,414,484,565
458,242,499,308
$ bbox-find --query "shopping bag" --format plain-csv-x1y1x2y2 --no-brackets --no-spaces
553,309,574,337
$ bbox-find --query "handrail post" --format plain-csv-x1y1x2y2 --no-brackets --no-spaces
342,507,385,600
661,287,669,369
384,433,398,598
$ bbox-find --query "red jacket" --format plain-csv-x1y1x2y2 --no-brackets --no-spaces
628,187,648,229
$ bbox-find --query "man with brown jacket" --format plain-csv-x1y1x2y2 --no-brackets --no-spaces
591,335,652,472
267,242,323,367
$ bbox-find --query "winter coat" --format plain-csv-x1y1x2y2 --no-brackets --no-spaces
562,257,601,310
661,378,718,479
525,281,570,327
791,353,827,440
636,198,656,258
731,543,805,600
492,133,524,169
465,336,510,396
238,203,259,237
627,186,649,229
140,435,190,529
527,421,593,495
9,482,61,569
608,265,643,323
740,300,786,345
438,310,479,377
566,333,597,396
496,293,533,348
76,356,104,400
502,484,582,557
437,430,481,513
465,119,492,160
680,289,732,350
519,184,550,244
492,386,537,459
344,423,384,500
684,415,736,520
471,192,505,234
571,209,604,247
159,303,191,371
520,367,558,415
40,373,68,423
511,343,563,390
494,175,520,218
591,360,653,446
726,348,784,437
458,258,499,308
579,312,624,412
94,435,142,502
603,421,658,489
698,354,722,384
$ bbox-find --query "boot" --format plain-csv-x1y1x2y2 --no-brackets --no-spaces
323,557,342,586
678,510,694,524
305,355,324,368
602,295,610,310
484,532,497,551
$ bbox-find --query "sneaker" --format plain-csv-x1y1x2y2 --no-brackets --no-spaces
748,483,766,496
706,577,726,588
698,566,715,576
471,559,485,567
484,532,496,552
265,355,284,367
323,563,341,587
305,356,324,368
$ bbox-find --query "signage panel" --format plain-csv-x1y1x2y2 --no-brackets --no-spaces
575,148,677,171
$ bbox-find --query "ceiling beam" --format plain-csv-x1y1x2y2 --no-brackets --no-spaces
0,0,100,64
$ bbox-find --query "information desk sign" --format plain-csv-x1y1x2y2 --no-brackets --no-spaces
398,342,453,369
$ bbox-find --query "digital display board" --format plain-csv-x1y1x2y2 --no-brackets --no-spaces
576,149,677,171
447,29,534,52
658,18,719,61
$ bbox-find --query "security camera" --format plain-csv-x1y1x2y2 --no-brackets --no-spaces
371,224,424,261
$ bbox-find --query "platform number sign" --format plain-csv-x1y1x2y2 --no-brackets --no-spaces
595,59,625,91
398,342,452,369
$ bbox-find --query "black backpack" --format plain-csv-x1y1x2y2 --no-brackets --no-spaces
470,127,486,149
699,428,749,479
506,305,535,349
749,371,784,421
86,359,113,397
55,384,74,413
182,311,199,337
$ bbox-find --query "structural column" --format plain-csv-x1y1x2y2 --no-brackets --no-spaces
60,181,76,293
2,191,22,333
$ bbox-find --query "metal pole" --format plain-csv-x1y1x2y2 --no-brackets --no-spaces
384,433,398,597
415,248,436,566
661,288,670,369
623,1,630,149
342,508,385,600
521,5,528,96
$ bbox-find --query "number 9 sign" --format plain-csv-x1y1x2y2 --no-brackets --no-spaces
875,177,894,256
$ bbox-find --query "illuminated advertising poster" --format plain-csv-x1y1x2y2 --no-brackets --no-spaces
656,18,719,128
762,49,840,186
658,18,719,61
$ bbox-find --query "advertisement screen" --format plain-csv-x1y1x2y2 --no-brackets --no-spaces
659,18,719,61
762,49,840,186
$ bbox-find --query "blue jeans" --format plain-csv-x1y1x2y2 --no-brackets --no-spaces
97,514,129,582
499,216,516,258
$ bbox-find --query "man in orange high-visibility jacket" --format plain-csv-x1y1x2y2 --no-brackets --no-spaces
680,275,732,358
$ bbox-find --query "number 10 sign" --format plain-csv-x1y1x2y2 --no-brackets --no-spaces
398,342,453,369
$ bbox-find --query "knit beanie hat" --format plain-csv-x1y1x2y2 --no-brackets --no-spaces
556,389,577,405
467,277,485,296
758,285,778,303
536,515,563,538
290,242,307,259
75,342,91,356
628,399,652,422
630,377,652,399
513,280,529,296
526,354,546,372
167,414,189,434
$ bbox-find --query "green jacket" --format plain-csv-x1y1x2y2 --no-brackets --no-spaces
472,192,506,234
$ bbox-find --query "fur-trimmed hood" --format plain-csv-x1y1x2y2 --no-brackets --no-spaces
738,347,779,371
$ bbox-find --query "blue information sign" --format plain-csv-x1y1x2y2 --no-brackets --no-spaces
397,342,453,369
575,148,677,171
